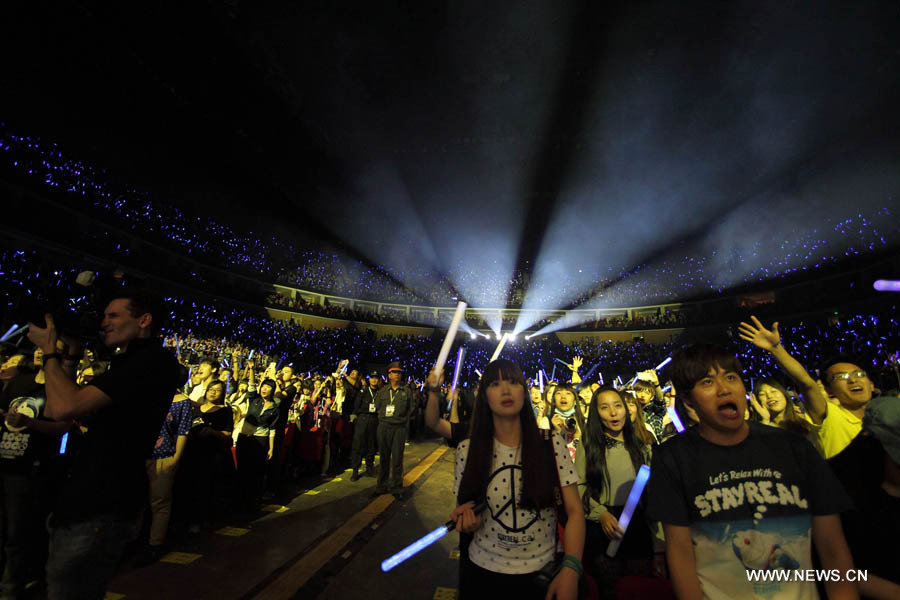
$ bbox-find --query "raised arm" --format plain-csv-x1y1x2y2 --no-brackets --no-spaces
738,316,829,424
424,368,451,440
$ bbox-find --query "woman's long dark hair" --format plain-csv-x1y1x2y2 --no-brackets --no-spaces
583,387,648,504
752,378,812,438
457,359,557,511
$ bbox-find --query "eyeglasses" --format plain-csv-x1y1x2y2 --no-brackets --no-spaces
828,370,867,382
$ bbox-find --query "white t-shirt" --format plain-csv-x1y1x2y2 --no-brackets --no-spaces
453,433,578,574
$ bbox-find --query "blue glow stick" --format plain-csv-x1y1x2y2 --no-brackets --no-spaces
575,361,601,390
248,349,255,360
606,465,651,557
598,372,604,385
450,347,465,394
874,279,900,292
667,406,685,433
554,358,570,367
381,502,485,572
551,365,557,381
654,357,673,371
0,324,28,343
59,432,69,455
661,384,672,393
0,324,19,341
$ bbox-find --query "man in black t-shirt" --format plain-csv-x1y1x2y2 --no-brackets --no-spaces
646,344,857,600
27,289,180,600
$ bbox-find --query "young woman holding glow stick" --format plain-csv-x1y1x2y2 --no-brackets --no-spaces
451,359,584,599
575,387,664,584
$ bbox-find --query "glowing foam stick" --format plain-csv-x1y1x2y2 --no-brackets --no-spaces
248,349,255,360
606,465,651,558
450,347,466,394
381,502,486,572
434,302,468,376
474,369,482,378
655,356,673,371
661,384,672,394
666,405,685,433
339,362,349,377
551,365,557,382
0,324,28,343
554,358,570,367
575,361,601,390
598,372,604,385
538,369,544,394
489,333,509,363
874,279,900,292
58,432,69,455
0,324,19,342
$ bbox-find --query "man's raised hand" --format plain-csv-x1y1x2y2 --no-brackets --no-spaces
738,316,781,352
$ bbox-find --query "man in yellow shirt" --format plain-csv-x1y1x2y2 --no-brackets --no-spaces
738,317,875,458
818,357,874,458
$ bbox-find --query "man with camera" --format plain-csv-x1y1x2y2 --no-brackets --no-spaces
27,289,180,600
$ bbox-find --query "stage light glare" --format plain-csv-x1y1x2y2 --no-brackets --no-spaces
470,333,477,340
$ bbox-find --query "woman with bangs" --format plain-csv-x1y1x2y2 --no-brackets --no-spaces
576,387,664,585
451,359,584,600
547,385,582,458
622,390,657,446
749,378,822,454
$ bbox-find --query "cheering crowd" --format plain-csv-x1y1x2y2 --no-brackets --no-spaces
0,268,898,598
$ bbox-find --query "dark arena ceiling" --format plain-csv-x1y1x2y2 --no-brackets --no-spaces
3,0,900,310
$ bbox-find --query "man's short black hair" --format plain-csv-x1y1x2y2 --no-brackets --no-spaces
671,344,743,403
820,354,867,378
109,288,164,335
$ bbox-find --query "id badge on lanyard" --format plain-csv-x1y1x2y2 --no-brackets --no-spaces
385,405,395,417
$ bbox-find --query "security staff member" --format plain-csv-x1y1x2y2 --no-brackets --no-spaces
350,371,380,481
374,362,413,497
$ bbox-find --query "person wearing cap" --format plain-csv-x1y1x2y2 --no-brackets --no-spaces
374,362,414,497
350,370,381,481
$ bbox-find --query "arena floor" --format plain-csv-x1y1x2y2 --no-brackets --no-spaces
107,438,461,600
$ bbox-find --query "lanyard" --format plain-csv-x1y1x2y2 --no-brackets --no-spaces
389,388,398,406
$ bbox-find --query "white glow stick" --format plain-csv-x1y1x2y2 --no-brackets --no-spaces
489,333,509,363
667,405,685,433
474,369,482,378
655,356,673,371
450,346,466,393
606,465,651,557
538,369,544,394
598,372,604,385
434,302,468,376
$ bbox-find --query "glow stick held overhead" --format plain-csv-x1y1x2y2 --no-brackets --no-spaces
606,465,651,558
489,333,509,363
655,356,673,371
538,369,544,394
0,324,28,343
434,302,468,376
450,346,466,393
0,324,19,342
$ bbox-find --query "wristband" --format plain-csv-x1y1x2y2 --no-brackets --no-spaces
42,353,63,363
